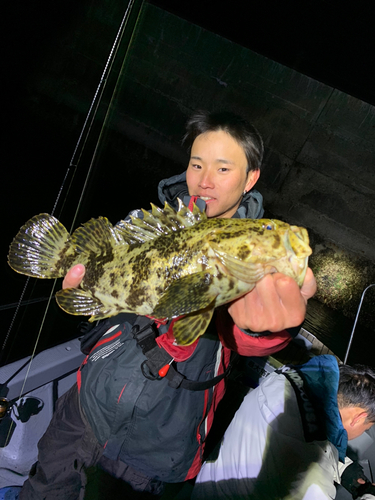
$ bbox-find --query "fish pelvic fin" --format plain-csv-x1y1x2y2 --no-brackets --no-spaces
56,288,110,321
116,198,207,244
152,272,218,319
173,306,215,346
8,214,71,278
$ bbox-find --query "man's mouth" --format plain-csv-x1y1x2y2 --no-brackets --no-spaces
198,196,215,202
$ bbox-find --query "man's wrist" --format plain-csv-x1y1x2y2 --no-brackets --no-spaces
285,324,303,338
241,328,274,337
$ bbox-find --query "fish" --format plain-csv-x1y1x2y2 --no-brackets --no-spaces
8,200,312,345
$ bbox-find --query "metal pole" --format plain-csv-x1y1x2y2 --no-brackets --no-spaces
344,283,375,364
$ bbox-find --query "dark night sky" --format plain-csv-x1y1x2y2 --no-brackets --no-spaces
151,0,375,106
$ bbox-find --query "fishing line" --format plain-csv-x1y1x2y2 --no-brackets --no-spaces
3,0,143,377
50,0,134,222
67,0,141,234
0,278,30,365
1,288,57,447
70,0,139,171
17,290,56,399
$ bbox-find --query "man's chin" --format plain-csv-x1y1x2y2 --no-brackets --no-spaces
204,205,217,218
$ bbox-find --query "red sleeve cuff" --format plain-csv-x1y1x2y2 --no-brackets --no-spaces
215,308,292,356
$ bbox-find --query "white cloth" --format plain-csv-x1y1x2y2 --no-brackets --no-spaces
193,372,340,499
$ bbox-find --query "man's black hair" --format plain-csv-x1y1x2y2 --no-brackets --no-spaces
338,364,375,422
182,110,264,173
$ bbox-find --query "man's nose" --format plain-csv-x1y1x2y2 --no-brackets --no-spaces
199,171,214,188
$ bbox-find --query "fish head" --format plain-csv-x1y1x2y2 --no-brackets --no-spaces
225,219,312,287
257,219,311,286
287,225,311,285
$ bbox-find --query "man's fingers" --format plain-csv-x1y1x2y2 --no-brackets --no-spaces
62,264,85,289
300,267,317,302
227,271,314,333
274,276,306,326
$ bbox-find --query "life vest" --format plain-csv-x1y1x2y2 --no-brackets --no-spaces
77,313,232,482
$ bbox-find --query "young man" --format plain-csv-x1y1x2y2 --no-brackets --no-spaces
19,111,316,499
192,356,375,500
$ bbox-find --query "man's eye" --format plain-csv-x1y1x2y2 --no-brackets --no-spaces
192,164,201,169
219,167,229,172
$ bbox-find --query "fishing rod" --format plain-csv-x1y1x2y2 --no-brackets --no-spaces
2,0,144,366
0,297,51,312
0,0,145,451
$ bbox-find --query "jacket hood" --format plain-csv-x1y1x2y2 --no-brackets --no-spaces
158,171,264,219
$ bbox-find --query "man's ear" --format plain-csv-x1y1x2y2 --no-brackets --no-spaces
245,169,260,192
351,411,368,427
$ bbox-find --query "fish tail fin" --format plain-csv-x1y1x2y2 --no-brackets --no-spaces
8,214,71,278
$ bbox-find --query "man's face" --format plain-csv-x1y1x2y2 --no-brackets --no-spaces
186,130,260,219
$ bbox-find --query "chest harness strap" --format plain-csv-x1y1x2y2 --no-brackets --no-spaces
131,316,237,391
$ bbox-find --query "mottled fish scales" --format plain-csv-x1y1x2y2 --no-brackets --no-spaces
8,199,312,345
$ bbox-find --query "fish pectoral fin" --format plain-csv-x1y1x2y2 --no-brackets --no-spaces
56,288,109,321
173,306,215,346
152,272,218,319
212,246,265,284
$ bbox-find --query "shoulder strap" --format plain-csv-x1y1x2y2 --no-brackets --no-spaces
79,313,137,354
276,367,326,442
131,316,236,391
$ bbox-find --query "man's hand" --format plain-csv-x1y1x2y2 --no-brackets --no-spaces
62,264,86,289
355,478,375,499
227,268,317,332
341,460,375,499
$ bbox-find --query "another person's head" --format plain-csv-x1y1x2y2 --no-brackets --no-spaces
338,364,375,440
183,110,264,218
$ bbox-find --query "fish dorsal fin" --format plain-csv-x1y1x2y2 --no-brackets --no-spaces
113,224,151,245
116,199,207,244
70,217,127,254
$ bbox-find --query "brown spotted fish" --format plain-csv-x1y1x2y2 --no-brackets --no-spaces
8,200,311,345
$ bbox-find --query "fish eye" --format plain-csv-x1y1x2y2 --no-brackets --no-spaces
263,223,273,230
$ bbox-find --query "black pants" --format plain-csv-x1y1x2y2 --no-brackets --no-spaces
19,383,164,500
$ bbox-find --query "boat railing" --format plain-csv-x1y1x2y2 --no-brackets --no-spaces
344,284,375,364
